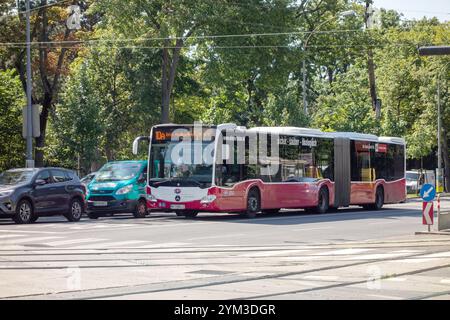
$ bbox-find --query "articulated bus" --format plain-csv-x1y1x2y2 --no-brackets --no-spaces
133,123,406,218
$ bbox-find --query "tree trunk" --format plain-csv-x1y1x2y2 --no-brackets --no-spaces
442,127,450,192
34,94,51,167
160,38,184,124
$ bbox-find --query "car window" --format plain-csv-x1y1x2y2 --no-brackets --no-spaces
52,169,68,183
36,170,52,184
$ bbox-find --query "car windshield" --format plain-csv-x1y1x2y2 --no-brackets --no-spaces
406,172,419,181
0,170,35,185
95,163,142,182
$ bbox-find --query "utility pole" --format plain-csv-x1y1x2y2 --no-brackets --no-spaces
25,0,34,168
365,0,380,119
418,47,450,193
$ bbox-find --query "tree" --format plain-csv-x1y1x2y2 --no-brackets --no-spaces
0,0,95,167
0,69,25,171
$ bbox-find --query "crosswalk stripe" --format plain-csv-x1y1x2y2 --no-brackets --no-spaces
75,240,149,249
45,238,107,246
3,236,63,244
346,253,411,260
0,234,27,239
313,248,373,256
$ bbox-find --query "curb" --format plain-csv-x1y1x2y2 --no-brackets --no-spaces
415,230,450,236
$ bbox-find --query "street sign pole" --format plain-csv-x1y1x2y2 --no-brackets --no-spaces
25,0,34,168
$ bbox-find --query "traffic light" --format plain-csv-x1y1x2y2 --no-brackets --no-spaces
22,105,40,138
418,46,450,56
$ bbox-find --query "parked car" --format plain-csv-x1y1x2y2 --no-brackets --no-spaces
0,168,86,224
86,161,148,219
406,170,436,194
80,171,97,186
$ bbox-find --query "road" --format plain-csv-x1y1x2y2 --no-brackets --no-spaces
0,197,449,300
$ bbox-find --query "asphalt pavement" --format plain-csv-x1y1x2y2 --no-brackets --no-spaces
0,197,449,300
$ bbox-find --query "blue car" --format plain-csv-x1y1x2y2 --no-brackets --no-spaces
86,161,148,219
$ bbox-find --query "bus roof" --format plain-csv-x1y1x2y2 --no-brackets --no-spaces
247,126,405,145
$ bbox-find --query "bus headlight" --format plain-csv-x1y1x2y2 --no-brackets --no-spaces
146,194,157,202
116,185,133,195
200,195,216,204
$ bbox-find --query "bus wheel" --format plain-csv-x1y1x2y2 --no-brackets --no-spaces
184,211,198,218
262,209,280,214
307,188,329,214
133,199,147,218
371,187,384,210
245,188,260,218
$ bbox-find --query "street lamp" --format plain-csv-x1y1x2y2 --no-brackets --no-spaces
302,10,357,115
419,46,450,193
436,62,449,193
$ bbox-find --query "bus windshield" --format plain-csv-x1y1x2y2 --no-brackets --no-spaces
150,141,214,188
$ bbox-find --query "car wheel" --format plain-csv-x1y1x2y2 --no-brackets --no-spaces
13,199,35,224
65,198,84,222
133,199,147,218
244,188,260,218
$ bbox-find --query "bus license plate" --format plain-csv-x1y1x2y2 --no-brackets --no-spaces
170,204,185,210
93,201,108,207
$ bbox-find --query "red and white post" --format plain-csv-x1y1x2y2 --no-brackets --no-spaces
422,201,434,232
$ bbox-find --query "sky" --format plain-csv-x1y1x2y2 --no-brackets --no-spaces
373,0,449,22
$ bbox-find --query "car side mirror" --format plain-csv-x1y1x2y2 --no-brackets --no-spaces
138,174,146,184
35,179,46,186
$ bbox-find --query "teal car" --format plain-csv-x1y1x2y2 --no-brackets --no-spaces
86,161,148,219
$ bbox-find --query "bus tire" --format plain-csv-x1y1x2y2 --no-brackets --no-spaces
372,187,384,210
245,188,260,218
133,199,147,218
184,211,198,218
262,208,280,214
306,187,329,214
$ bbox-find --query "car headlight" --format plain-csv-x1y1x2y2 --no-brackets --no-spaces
0,190,13,197
116,185,133,195
200,195,216,204
146,194,157,202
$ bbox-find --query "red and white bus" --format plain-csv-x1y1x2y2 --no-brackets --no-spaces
133,123,406,218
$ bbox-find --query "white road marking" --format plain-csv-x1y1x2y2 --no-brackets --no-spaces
0,234,27,239
3,236,63,244
420,252,450,259
399,258,433,264
386,277,407,282
75,240,149,249
0,229,60,234
293,226,333,231
187,234,245,241
239,249,310,257
302,275,339,281
135,242,188,248
44,238,107,246
346,253,411,260
367,294,402,300
440,279,450,284
313,248,373,256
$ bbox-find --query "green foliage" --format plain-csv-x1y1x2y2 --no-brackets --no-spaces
0,69,25,171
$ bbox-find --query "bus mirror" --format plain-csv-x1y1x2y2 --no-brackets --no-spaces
132,136,150,155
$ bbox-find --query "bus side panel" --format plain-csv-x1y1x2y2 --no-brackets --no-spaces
350,183,376,204
383,178,406,204
260,183,320,209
